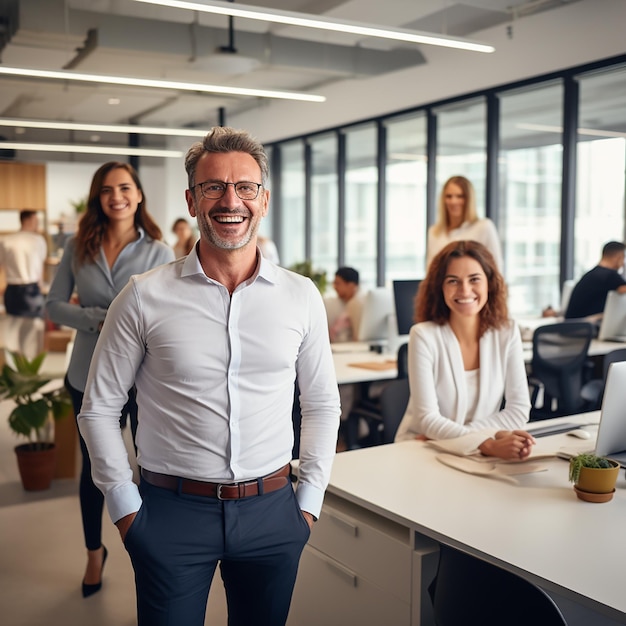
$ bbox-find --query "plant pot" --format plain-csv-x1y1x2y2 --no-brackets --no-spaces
573,459,620,502
14,443,57,491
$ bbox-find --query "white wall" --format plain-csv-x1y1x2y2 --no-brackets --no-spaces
230,0,626,143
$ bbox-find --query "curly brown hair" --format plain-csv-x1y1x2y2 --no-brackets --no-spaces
415,240,508,337
74,162,163,263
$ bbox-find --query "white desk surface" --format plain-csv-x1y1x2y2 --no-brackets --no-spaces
522,338,625,364
326,412,625,621
333,348,398,385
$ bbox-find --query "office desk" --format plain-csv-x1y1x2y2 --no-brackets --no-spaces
521,338,620,364
333,349,398,385
289,412,625,625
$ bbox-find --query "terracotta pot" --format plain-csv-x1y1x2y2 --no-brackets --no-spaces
14,443,57,491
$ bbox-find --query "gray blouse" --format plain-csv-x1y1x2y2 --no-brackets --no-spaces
45,228,175,391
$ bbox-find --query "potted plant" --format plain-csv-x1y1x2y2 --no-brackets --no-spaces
289,260,327,295
0,351,73,491
568,453,620,502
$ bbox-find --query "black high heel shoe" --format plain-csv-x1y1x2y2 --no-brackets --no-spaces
82,545,108,598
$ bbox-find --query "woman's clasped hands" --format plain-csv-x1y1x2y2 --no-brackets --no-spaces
478,430,536,460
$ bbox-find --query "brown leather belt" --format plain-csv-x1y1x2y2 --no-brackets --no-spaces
140,464,290,500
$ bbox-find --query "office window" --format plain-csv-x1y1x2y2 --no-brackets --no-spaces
310,133,338,281
435,97,487,214
344,124,378,288
499,82,564,316
575,65,626,280
278,140,305,268
385,113,428,280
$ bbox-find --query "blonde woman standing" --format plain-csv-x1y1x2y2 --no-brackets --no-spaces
427,175,503,272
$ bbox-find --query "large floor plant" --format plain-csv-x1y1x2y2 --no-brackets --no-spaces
0,351,72,449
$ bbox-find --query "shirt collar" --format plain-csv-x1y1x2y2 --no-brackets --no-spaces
180,243,280,287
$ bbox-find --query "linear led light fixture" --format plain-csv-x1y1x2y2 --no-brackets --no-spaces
132,0,495,54
517,123,626,140
0,67,326,102
0,118,210,137
0,142,184,158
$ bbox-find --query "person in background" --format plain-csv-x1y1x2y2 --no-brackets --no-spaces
45,162,174,599
395,240,534,460
171,217,195,258
77,127,340,626
325,266,364,343
258,234,280,264
0,209,48,358
564,240,626,321
427,176,503,272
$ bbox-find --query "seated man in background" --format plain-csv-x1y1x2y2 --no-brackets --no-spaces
325,266,364,343
324,267,366,449
565,241,626,320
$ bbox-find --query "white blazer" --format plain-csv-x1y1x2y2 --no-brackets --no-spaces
395,320,530,443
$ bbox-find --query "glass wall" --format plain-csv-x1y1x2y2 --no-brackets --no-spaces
385,113,428,281
575,65,626,280
266,55,626,320
499,82,564,315
278,140,306,269
310,133,339,281
435,97,487,215
344,123,378,289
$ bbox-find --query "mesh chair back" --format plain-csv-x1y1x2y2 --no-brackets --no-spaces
531,322,593,414
397,342,409,379
379,378,409,444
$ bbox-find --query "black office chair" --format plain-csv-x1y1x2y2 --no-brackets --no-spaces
429,544,568,626
580,347,626,411
345,342,409,448
528,322,594,420
378,377,409,444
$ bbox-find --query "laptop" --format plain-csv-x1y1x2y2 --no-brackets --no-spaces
598,291,626,342
557,360,626,467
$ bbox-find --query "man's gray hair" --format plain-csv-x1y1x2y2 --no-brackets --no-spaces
185,126,269,189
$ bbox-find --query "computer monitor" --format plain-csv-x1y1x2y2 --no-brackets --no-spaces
357,287,394,344
393,279,422,336
598,291,626,341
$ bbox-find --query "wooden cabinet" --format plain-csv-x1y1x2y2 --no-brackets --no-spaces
0,162,46,211
288,491,439,625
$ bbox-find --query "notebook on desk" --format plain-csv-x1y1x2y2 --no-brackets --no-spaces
557,360,626,467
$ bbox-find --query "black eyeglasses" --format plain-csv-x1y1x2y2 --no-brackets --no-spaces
192,180,263,200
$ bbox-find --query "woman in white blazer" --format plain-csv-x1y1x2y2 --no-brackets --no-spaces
395,240,534,460
426,176,503,272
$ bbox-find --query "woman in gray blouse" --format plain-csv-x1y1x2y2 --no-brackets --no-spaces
46,161,174,598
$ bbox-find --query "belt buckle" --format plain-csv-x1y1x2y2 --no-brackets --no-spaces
216,482,236,500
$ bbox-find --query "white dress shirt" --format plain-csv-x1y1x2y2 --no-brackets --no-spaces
0,231,47,284
78,248,340,523
426,218,504,271
395,320,530,443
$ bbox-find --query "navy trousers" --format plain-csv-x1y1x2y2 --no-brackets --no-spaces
124,475,311,626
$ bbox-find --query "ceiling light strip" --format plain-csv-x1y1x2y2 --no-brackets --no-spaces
0,118,209,137
0,67,326,102
0,142,184,158
132,0,495,53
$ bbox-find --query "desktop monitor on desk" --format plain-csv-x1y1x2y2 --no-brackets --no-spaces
358,287,394,346
393,279,422,336
598,291,626,341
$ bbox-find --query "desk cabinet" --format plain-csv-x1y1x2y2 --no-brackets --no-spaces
289,491,438,626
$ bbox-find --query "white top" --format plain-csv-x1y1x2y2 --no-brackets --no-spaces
427,218,503,271
324,291,364,343
78,248,340,523
0,230,47,284
395,321,530,445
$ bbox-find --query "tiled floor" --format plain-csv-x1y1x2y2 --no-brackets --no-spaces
0,352,228,626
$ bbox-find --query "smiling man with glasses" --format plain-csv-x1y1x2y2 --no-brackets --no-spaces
78,126,341,626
